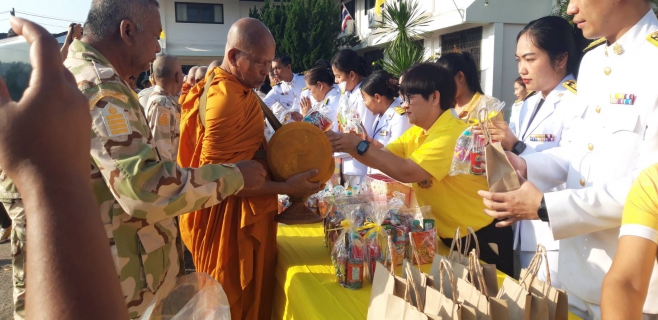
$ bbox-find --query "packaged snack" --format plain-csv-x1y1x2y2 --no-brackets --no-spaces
331,204,366,289
406,206,436,265
363,202,390,283
303,107,333,132
342,118,367,140
448,128,474,176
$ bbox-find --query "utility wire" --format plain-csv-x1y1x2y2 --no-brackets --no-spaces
15,11,82,23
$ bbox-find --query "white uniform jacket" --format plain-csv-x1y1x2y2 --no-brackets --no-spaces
368,98,412,175
510,75,577,252
263,73,306,118
522,11,658,312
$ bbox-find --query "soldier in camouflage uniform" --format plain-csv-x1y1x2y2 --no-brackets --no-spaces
0,171,25,320
63,0,265,318
144,54,183,163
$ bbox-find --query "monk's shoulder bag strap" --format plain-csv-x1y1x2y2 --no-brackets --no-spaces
197,72,282,131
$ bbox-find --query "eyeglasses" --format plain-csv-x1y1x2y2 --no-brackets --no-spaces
400,94,418,105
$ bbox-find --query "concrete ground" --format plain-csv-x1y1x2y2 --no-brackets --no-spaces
0,241,14,320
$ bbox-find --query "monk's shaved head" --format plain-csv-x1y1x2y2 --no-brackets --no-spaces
225,18,274,55
207,60,222,77
195,66,208,82
222,18,276,88
186,66,198,85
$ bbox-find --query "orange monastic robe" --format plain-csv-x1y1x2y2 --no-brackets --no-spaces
179,82,192,106
179,67,278,320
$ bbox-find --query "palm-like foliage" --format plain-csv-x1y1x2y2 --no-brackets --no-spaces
374,0,432,77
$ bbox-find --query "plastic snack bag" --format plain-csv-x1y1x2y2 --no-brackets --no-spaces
449,127,474,176
363,201,391,283
406,206,435,265
303,105,334,132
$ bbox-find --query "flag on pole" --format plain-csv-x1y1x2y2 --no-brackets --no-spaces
375,0,385,15
341,4,353,32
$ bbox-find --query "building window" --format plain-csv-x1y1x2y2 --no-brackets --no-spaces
175,2,224,24
440,27,483,69
364,0,375,15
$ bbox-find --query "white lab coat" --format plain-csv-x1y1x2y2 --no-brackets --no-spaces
522,10,658,313
368,98,413,175
510,75,576,252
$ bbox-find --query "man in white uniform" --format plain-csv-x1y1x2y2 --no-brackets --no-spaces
478,0,658,318
263,54,306,118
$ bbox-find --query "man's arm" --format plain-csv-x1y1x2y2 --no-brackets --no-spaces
602,236,656,320
89,92,256,224
262,85,279,107
60,24,81,62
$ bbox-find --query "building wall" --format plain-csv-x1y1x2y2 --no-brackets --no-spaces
160,0,263,66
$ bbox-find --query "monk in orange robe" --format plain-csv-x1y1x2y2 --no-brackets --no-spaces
178,18,323,320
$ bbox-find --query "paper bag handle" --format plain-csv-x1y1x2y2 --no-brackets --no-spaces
386,236,395,276
520,247,543,290
408,233,423,270
477,108,493,144
466,227,481,259
468,249,490,297
448,227,463,263
404,260,425,313
438,259,459,303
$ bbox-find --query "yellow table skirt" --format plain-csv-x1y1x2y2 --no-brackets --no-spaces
274,223,581,320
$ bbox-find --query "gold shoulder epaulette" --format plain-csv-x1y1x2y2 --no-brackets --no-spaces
563,80,577,94
523,90,537,101
301,86,308,92
514,99,521,104
276,82,283,86
584,38,606,53
648,31,658,48
394,106,405,115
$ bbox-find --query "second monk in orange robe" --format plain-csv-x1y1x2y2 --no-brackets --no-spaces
178,18,323,320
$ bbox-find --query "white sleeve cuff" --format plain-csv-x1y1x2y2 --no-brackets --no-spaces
620,224,658,245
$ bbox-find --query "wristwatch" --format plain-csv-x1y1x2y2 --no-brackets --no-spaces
356,140,370,156
511,140,527,155
537,197,549,222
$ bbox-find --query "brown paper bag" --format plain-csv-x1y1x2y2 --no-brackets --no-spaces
424,259,463,319
519,245,568,320
496,250,549,320
455,250,509,320
433,227,499,297
433,228,470,289
370,237,429,320
478,109,520,192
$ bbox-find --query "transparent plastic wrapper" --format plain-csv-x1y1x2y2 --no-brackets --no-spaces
331,204,366,289
336,82,350,132
405,206,435,265
364,201,391,283
322,193,379,251
449,127,474,176
303,105,334,132
140,272,230,320
342,118,368,140
387,206,419,265
467,95,507,126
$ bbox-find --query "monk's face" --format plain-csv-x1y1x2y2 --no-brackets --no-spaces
234,45,275,89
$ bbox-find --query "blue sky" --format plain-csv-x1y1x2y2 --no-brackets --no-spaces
0,0,91,34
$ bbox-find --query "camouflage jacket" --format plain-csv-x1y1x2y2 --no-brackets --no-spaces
144,85,181,162
0,167,20,202
64,40,244,319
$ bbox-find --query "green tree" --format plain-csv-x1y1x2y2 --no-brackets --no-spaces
250,0,348,72
375,0,432,77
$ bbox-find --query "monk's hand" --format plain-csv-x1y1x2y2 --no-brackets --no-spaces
478,173,543,228
235,160,266,191
0,17,90,181
326,131,361,154
284,169,323,198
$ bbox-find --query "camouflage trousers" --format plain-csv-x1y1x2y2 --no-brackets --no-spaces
2,200,25,320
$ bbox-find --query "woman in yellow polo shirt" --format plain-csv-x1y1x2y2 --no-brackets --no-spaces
602,164,658,319
326,63,514,275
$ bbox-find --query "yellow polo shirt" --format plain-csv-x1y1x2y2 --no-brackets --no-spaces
620,164,658,244
386,109,492,238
